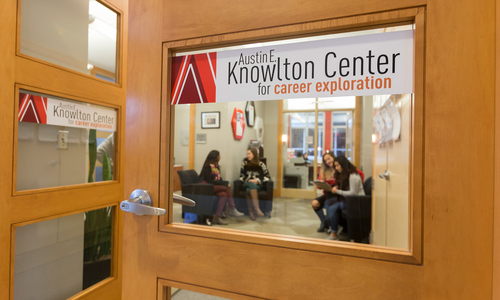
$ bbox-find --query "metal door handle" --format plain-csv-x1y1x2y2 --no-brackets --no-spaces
120,189,166,216
378,170,390,181
173,194,196,207
120,189,196,216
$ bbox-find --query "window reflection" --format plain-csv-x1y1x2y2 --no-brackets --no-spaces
14,207,113,299
20,0,118,82
17,90,117,191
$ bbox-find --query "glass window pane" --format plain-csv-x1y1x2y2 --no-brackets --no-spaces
170,25,413,250
14,207,113,299
17,90,117,191
332,113,347,126
291,128,304,149
20,0,118,83
172,95,411,249
285,98,316,110
317,96,356,109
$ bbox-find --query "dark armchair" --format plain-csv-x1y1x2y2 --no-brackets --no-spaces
343,177,372,243
177,170,218,223
233,180,274,217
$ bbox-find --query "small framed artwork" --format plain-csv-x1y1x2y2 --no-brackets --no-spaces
201,111,220,129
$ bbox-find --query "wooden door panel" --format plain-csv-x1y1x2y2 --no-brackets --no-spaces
386,94,411,249
372,141,388,246
122,0,496,299
156,233,422,299
1,0,128,298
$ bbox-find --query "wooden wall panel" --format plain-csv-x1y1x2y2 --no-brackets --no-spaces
423,1,494,298
123,0,163,299
161,0,426,41
495,0,500,297
0,0,16,298
493,0,500,299
157,233,423,299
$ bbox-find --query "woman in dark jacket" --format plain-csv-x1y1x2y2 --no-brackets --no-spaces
199,150,244,225
238,147,270,220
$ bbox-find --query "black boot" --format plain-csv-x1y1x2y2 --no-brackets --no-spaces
317,219,330,232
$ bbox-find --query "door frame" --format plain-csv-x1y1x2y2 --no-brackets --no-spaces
159,7,425,264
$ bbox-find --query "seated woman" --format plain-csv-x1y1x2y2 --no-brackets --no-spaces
199,150,244,225
239,147,271,220
311,151,337,232
326,155,365,240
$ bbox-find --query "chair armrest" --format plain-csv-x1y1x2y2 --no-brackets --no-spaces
233,180,243,192
263,181,274,199
182,183,214,196
344,195,372,241
181,183,217,216
344,195,371,218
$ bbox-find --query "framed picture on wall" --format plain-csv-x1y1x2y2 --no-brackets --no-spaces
201,111,220,129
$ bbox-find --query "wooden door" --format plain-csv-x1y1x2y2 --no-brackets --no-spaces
0,0,127,299
123,0,496,299
372,94,411,249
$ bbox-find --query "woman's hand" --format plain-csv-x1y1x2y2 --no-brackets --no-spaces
250,179,259,184
331,186,338,193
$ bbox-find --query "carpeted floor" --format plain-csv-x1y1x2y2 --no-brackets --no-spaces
172,195,335,240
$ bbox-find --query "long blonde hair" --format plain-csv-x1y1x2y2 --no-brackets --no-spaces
320,152,335,180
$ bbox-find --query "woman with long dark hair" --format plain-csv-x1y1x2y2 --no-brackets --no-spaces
311,151,336,232
238,147,271,220
326,155,365,240
199,150,244,225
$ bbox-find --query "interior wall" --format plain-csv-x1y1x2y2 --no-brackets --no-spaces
262,101,278,183
360,96,373,178
173,104,190,169
189,101,270,184
17,122,88,191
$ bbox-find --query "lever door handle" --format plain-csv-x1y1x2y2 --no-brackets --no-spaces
120,189,166,216
378,170,390,181
120,189,197,216
173,194,196,207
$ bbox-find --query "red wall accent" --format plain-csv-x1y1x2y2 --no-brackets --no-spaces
324,111,331,152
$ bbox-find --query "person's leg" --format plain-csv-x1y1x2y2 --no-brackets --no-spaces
243,182,256,220
212,186,229,225
243,182,264,220
224,186,244,216
312,195,327,232
250,189,264,217
327,202,343,239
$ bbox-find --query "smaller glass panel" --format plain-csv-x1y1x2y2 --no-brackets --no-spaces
20,0,118,82
171,288,229,299
283,111,316,190
17,90,117,191
14,207,113,300
285,98,316,110
317,96,355,110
